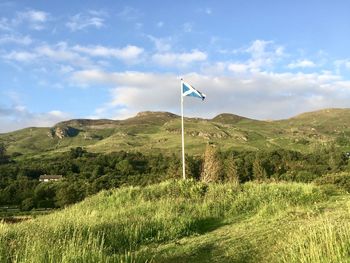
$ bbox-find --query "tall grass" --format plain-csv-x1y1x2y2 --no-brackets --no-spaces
0,180,339,262
277,215,350,263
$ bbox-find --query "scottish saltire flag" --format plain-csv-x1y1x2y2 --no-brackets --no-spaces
182,80,206,101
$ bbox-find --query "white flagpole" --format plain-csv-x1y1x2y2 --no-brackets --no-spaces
181,79,186,180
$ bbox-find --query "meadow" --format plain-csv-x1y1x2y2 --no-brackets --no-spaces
1,179,349,262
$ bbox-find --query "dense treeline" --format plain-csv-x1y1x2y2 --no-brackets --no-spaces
0,144,349,210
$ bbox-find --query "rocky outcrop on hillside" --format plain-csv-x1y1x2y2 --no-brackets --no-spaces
164,127,230,139
48,126,79,139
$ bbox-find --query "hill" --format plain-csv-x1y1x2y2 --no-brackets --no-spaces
1,180,349,262
2,108,350,158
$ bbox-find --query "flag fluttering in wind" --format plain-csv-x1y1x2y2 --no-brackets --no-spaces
182,80,206,100
180,79,206,179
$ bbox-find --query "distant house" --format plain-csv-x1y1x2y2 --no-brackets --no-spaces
39,175,63,182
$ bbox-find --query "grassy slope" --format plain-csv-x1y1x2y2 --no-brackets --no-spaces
1,180,350,262
2,108,350,158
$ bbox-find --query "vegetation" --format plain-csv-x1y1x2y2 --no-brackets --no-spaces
0,142,349,210
0,180,349,262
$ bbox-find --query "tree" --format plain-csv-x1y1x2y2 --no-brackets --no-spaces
0,142,5,156
224,154,240,185
0,142,8,164
252,158,267,180
69,147,86,159
55,182,86,207
185,154,202,180
200,144,224,183
34,183,57,208
21,198,35,211
116,160,134,175
166,154,181,179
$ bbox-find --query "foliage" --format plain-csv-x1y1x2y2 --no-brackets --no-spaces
314,172,350,192
0,180,336,262
0,142,8,164
69,147,87,158
201,144,224,183
0,142,349,210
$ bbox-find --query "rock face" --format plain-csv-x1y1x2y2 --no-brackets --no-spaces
83,132,102,140
48,126,79,139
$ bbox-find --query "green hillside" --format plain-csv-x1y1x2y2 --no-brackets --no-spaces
1,180,349,262
2,108,350,158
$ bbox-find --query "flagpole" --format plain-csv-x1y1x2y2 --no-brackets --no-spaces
181,79,186,180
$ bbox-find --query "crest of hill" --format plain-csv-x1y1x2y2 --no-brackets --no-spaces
55,119,119,129
211,113,255,124
290,108,350,120
123,111,179,125
281,108,350,133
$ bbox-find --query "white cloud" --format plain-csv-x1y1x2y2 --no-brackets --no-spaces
35,43,93,67
0,9,49,31
70,69,350,121
3,51,38,62
20,10,48,22
226,40,286,73
2,42,145,71
72,44,144,63
228,63,250,73
16,9,49,30
148,35,172,52
0,34,32,45
0,105,71,133
335,59,350,70
0,18,11,31
201,62,227,75
152,50,207,67
156,21,164,28
288,59,316,69
66,13,105,31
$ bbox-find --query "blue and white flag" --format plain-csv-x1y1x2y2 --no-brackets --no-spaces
182,80,206,101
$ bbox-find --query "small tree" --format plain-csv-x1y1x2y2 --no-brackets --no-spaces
252,158,267,180
200,144,224,183
185,154,202,180
55,182,85,207
69,147,86,158
224,154,240,185
116,160,134,175
0,142,8,163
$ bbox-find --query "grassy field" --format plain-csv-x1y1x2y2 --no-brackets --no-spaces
2,108,350,158
1,179,349,262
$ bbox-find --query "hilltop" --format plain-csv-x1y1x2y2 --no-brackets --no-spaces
1,108,350,158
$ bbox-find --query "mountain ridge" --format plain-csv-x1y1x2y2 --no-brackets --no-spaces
1,107,350,157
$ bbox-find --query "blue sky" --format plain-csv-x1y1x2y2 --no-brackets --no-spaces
1,0,350,132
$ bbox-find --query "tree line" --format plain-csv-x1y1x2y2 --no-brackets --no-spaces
0,143,349,210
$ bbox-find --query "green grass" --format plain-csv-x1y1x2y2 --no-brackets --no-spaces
1,180,350,262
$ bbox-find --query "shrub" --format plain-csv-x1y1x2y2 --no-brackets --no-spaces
314,172,350,192
21,197,34,211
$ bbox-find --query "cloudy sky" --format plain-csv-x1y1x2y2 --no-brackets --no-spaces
1,0,350,132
